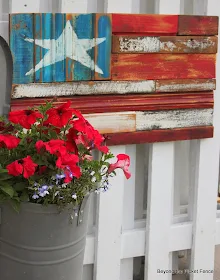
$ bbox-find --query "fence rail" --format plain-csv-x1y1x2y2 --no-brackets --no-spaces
0,0,220,279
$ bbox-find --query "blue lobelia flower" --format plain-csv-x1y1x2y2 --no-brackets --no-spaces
39,185,49,197
32,193,39,200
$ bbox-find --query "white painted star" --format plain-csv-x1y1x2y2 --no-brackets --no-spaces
24,20,106,76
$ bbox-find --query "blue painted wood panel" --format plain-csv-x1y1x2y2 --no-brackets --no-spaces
95,14,112,80
10,14,34,84
10,13,111,84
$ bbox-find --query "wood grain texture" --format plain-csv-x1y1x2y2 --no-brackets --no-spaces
105,126,213,145
112,35,218,53
112,54,216,80
12,80,156,98
10,92,214,113
10,14,34,84
85,112,136,133
94,14,112,80
178,15,219,35
156,79,216,92
112,14,178,34
136,108,213,131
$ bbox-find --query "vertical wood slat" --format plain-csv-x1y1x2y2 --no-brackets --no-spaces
145,142,174,280
94,146,125,280
188,1,220,279
10,13,34,84
120,145,136,280
61,0,89,13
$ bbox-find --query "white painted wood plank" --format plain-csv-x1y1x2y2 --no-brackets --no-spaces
136,109,213,131
120,145,136,280
94,146,125,280
155,0,181,14
156,79,216,93
105,0,133,13
85,112,136,134
61,0,88,12
12,80,156,98
145,143,175,280
114,36,216,53
9,0,41,12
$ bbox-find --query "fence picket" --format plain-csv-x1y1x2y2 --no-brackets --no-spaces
187,1,220,279
9,0,41,12
61,0,89,13
145,142,174,280
94,145,125,280
120,145,136,280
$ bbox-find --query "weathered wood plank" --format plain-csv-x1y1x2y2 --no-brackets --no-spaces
54,13,66,82
136,109,213,131
35,13,54,83
10,14,34,84
12,80,156,98
156,79,216,92
105,126,213,147
112,14,178,34
10,92,214,113
178,15,219,35
94,14,112,80
112,54,216,80
112,35,218,54
84,112,136,133
73,13,94,81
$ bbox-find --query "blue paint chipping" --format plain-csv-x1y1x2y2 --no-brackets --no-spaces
74,14,94,81
10,14,34,84
97,15,111,79
34,14,41,82
42,13,53,83
55,13,66,82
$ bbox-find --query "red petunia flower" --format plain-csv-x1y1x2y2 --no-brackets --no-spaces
7,156,38,179
108,154,131,179
56,153,81,182
9,110,43,129
0,135,20,149
0,121,15,134
36,140,67,156
66,128,78,155
45,101,73,128
38,166,47,175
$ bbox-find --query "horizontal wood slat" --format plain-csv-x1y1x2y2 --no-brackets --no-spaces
105,126,214,145
156,79,216,92
12,79,216,99
112,54,216,80
112,14,178,34
136,108,213,131
178,15,219,35
10,92,213,113
12,81,156,98
85,112,136,133
112,35,218,53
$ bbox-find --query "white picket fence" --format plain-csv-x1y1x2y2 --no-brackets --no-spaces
1,0,220,279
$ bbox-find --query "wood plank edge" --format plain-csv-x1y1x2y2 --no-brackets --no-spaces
105,126,213,145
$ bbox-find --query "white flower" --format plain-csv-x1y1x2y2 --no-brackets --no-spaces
61,183,68,188
91,177,97,183
90,171,95,176
72,193,77,200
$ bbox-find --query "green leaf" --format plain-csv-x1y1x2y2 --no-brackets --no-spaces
0,184,14,197
0,169,8,174
0,173,13,181
13,182,26,192
10,199,20,213
0,193,7,203
20,191,29,202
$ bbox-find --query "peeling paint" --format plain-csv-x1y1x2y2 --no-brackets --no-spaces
156,80,216,92
119,37,160,52
136,109,213,130
12,80,156,98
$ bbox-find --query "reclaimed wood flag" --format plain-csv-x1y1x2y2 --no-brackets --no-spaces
9,13,218,145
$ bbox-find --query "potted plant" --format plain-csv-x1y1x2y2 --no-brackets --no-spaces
0,101,131,280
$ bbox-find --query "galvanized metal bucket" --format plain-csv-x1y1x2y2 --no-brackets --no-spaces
0,195,90,280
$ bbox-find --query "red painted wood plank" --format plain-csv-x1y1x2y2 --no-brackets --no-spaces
112,14,178,34
112,54,216,80
10,92,213,114
178,15,219,35
105,126,213,145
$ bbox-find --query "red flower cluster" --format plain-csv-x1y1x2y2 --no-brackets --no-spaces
1,101,131,182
